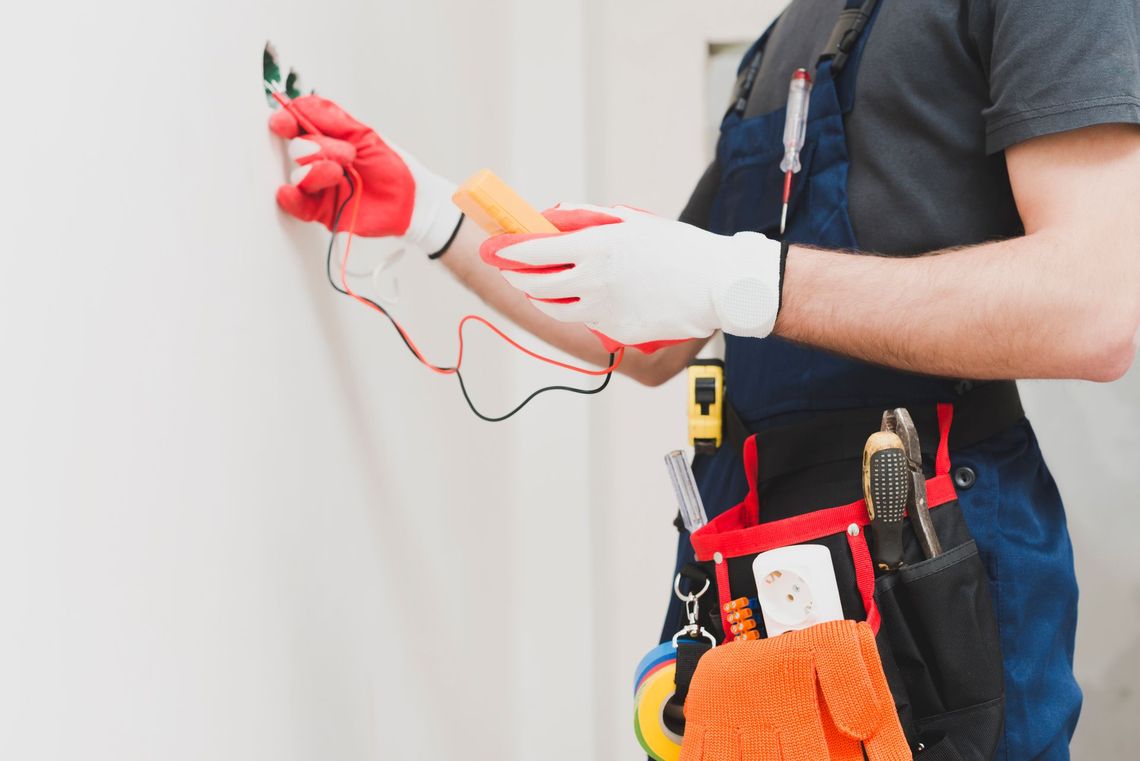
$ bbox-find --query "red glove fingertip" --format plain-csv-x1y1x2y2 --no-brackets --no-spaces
540,207,624,232
293,135,357,167
295,160,345,194
588,328,625,354
276,185,320,222
268,108,300,139
478,231,559,270
588,328,686,355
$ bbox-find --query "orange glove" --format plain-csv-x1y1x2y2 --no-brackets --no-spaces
679,620,911,761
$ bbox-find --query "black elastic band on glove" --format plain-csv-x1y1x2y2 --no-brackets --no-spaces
428,213,466,260
776,239,791,313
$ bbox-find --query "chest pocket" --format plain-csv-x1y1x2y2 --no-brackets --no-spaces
711,125,819,239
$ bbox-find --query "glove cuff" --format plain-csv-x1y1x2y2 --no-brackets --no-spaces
712,232,783,339
427,214,465,260
404,167,462,256
388,144,461,256
778,239,790,312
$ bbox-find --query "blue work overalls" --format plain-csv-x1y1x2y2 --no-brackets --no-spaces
661,2,1083,758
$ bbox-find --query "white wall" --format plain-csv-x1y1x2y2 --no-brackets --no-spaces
1,1,1136,760
1,1,601,759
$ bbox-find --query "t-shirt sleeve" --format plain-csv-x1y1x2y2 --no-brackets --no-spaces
678,161,721,229
978,0,1140,154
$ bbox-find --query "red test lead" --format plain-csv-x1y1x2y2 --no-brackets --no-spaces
265,81,624,421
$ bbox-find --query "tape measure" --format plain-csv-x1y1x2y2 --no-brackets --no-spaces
687,359,724,454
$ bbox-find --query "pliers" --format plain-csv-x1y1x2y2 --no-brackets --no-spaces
881,408,943,560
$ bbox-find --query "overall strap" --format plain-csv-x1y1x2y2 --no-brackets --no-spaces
726,21,779,116
726,0,880,119
818,0,881,73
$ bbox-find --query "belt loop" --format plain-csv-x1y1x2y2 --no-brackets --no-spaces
935,403,954,476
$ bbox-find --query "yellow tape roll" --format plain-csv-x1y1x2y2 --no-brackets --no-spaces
634,661,682,761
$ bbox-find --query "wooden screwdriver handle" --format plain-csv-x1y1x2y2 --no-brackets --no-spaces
863,431,909,571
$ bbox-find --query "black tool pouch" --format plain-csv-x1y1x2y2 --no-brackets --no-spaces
687,403,1004,760
875,535,1004,759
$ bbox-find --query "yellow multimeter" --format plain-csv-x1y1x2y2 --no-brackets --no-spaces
688,359,724,453
452,170,559,236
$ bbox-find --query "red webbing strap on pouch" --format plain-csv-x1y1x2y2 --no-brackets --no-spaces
846,528,881,633
690,475,957,561
715,560,734,644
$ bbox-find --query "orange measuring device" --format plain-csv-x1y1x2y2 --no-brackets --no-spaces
452,170,559,235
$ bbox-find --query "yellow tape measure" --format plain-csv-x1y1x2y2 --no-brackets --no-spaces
687,360,724,453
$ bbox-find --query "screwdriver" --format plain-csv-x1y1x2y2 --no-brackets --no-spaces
863,431,910,571
665,450,709,532
779,68,813,235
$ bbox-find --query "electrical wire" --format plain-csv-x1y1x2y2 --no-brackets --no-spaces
268,87,623,420
322,171,619,422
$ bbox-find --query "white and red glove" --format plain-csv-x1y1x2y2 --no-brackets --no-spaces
268,95,461,255
479,204,785,353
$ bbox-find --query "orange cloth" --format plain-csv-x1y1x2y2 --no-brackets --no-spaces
679,620,911,761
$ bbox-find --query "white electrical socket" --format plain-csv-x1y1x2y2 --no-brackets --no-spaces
751,544,844,637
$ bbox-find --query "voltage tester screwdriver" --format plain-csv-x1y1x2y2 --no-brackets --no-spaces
779,68,813,235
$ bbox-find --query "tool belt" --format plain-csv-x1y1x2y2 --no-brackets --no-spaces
683,383,1021,760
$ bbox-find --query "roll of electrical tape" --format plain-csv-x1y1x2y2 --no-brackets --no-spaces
633,642,683,761
634,641,678,692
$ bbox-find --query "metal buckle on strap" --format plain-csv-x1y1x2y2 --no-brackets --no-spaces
821,0,880,73
727,49,764,117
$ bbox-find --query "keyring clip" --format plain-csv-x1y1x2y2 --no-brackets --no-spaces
674,573,710,602
672,573,717,647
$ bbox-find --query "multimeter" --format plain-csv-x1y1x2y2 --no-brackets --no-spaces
452,169,559,235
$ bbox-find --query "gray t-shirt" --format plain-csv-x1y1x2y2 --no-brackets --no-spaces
684,0,1140,256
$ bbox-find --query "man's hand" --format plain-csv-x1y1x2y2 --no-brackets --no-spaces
268,95,461,255
478,204,784,352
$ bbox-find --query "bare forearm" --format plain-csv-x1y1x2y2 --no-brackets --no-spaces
440,217,706,385
776,230,1139,381
777,125,1140,383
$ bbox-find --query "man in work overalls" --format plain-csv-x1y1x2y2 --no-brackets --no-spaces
269,0,1140,757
